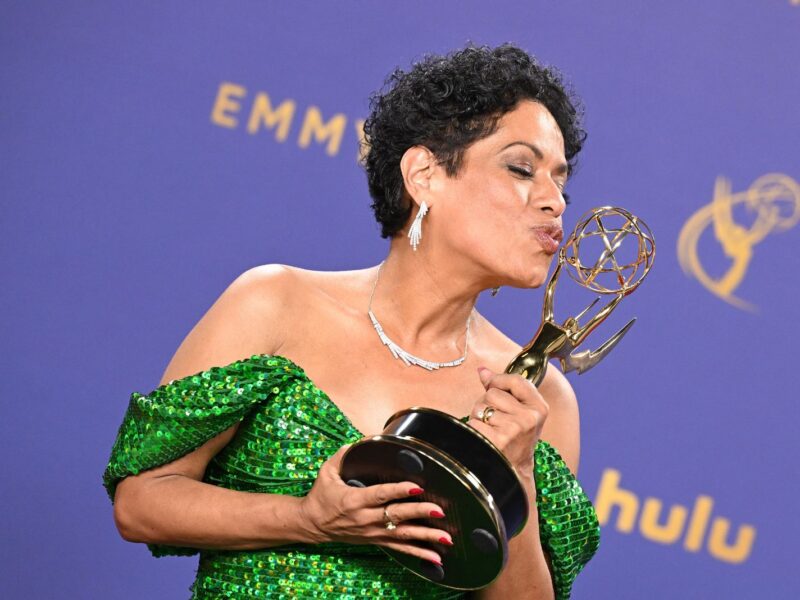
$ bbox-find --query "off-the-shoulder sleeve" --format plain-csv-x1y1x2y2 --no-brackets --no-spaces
533,440,601,600
102,354,292,557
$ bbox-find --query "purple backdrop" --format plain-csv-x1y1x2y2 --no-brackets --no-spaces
2,2,799,598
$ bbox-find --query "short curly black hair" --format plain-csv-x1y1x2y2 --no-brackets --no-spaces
362,43,586,238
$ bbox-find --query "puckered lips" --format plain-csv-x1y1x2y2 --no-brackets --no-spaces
531,222,564,255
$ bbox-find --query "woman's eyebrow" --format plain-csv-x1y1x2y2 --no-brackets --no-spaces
499,141,569,175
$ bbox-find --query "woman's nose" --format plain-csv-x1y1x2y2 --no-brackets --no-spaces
532,178,566,218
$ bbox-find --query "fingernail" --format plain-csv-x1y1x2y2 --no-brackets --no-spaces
429,558,443,566
429,510,445,518
408,487,425,496
439,537,454,546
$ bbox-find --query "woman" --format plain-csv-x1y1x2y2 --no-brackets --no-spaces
104,44,600,599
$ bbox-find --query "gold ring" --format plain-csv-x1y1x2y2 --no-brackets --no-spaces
480,407,495,424
383,506,397,530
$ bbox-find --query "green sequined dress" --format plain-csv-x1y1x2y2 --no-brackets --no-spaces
103,355,599,599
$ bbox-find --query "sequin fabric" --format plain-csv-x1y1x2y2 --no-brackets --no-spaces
103,354,599,599
534,439,600,597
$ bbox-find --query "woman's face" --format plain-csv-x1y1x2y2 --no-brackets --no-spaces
429,100,569,289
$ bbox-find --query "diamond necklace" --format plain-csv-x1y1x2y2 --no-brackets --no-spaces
367,261,472,370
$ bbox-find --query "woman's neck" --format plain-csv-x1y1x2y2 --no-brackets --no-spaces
369,239,485,354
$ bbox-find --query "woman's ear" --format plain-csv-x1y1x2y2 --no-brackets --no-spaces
399,145,436,208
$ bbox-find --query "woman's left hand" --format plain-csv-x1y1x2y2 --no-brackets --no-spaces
467,366,549,480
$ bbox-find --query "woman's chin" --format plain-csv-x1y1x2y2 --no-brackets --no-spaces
528,258,558,286
504,271,548,289
524,276,547,289
491,258,552,289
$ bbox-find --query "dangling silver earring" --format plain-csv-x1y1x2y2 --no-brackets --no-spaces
491,287,500,297
408,201,428,251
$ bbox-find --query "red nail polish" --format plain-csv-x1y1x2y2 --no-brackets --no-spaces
408,487,425,496
429,558,443,566
438,537,454,546
429,510,445,518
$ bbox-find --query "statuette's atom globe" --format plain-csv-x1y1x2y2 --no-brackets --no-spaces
562,206,654,295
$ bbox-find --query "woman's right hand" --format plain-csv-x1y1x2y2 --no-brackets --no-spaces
298,444,452,565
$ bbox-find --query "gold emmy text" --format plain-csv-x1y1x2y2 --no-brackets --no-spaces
210,82,365,160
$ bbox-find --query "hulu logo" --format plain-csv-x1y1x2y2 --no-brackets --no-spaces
594,469,756,563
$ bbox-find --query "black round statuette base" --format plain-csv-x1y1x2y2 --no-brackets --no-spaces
339,408,529,591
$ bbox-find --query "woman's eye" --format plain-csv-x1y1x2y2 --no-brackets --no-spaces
508,165,533,178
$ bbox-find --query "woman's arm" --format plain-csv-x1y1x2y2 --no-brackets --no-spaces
113,424,450,560
113,425,319,549
113,265,303,548
471,366,581,600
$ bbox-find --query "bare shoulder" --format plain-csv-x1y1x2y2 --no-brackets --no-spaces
159,264,304,385
158,263,370,385
277,264,374,301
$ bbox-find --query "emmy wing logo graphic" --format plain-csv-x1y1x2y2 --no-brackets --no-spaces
677,174,800,311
